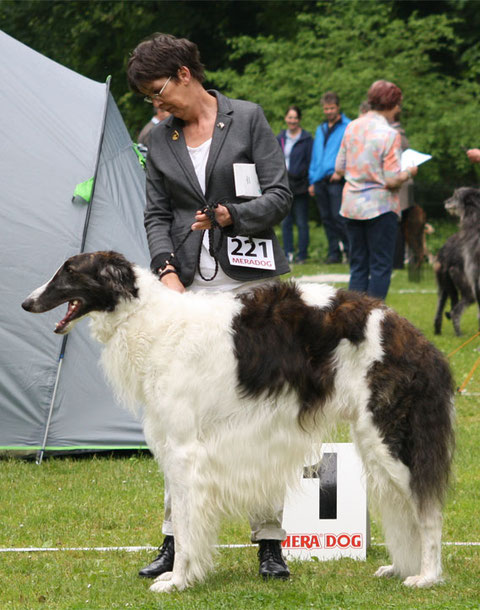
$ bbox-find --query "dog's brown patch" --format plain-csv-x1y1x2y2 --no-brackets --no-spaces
367,311,454,506
232,283,381,420
233,281,454,507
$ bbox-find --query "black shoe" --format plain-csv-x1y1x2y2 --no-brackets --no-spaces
325,256,341,264
138,535,175,578
258,539,290,580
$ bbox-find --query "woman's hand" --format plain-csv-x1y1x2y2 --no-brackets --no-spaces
191,204,233,230
158,267,185,293
467,148,480,163
329,172,343,182
308,184,315,197
407,165,418,178
385,165,418,189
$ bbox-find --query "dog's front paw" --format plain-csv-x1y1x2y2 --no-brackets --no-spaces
150,579,176,594
150,574,188,594
375,565,396,578
403,574,443,588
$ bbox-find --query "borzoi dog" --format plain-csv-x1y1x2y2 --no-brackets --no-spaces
434,232,474,336
444,187,480,332
22,251,454,592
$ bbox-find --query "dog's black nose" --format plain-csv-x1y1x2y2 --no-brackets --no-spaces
21,298,34,311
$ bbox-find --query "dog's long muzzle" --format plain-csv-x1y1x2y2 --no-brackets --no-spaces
444,198,458,214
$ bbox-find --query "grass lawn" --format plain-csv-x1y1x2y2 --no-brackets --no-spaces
1,218,479,609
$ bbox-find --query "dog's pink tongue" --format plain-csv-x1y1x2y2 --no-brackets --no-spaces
54,302,77,334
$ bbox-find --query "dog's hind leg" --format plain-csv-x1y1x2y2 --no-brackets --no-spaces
375,490,444,588
434,289,448,335
360,437,446,588
449,298,470,336
403,500,443,588
371,476,422,581
449,266,474,336
352,425,422,581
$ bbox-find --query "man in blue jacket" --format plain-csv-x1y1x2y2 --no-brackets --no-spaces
308,92,350,263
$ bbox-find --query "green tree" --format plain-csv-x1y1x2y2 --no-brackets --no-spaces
0,0,313,136
209,0,480,194
2,0,479,198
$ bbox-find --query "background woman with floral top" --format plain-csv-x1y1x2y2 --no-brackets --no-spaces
335,80,418,299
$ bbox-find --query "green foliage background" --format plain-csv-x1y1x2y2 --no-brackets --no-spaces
1,0,480,206
208,1,480,193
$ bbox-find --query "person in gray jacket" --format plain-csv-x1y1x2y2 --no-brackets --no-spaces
127,33,292,581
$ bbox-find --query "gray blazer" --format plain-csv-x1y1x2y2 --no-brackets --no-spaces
144,91,292,286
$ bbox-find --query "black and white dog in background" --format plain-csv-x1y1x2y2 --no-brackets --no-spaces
438,187,480,334
22,251,454,593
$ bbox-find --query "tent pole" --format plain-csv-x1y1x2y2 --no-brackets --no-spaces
36,339,67,465
79,75,111,254
36,77,112,464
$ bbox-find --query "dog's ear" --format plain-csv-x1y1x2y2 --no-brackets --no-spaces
99,263,126,284
458,188,480,223
464,188,480,208
98,253,138,299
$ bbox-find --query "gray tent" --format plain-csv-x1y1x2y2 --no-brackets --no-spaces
0,31,150,458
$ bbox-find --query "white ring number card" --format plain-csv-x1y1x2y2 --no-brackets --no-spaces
227,236,276,270
233,163,262,198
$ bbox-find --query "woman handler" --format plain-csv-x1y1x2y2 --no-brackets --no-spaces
127,33,292,581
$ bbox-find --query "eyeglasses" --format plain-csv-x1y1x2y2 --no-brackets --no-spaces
144,76,172,104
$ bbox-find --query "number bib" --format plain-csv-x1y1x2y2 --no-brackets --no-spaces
227,236,276,270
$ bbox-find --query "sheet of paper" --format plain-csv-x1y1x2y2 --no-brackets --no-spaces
401,148,432,171
233,163,262,198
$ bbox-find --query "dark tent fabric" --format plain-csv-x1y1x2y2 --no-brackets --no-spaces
0,31,150,453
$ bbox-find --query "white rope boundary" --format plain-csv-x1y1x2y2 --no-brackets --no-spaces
1,542,479,553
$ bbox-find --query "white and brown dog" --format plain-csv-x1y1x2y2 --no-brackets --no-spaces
22,251,455,592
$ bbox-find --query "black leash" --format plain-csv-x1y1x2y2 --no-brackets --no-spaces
166,202,224,282
197,202,224,282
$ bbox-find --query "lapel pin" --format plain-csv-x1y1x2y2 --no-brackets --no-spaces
216,122,225,130
172,130,180,141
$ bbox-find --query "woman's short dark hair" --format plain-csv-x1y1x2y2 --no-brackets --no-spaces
286,105,302,119
367,80,402,111
127,33,205,93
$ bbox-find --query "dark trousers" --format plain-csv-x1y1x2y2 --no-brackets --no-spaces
346,211,398,300
281,193,309,261
314,180,349,261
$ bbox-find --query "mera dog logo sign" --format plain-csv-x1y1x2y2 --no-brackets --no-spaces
283,533,364,549
282,444,368,561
